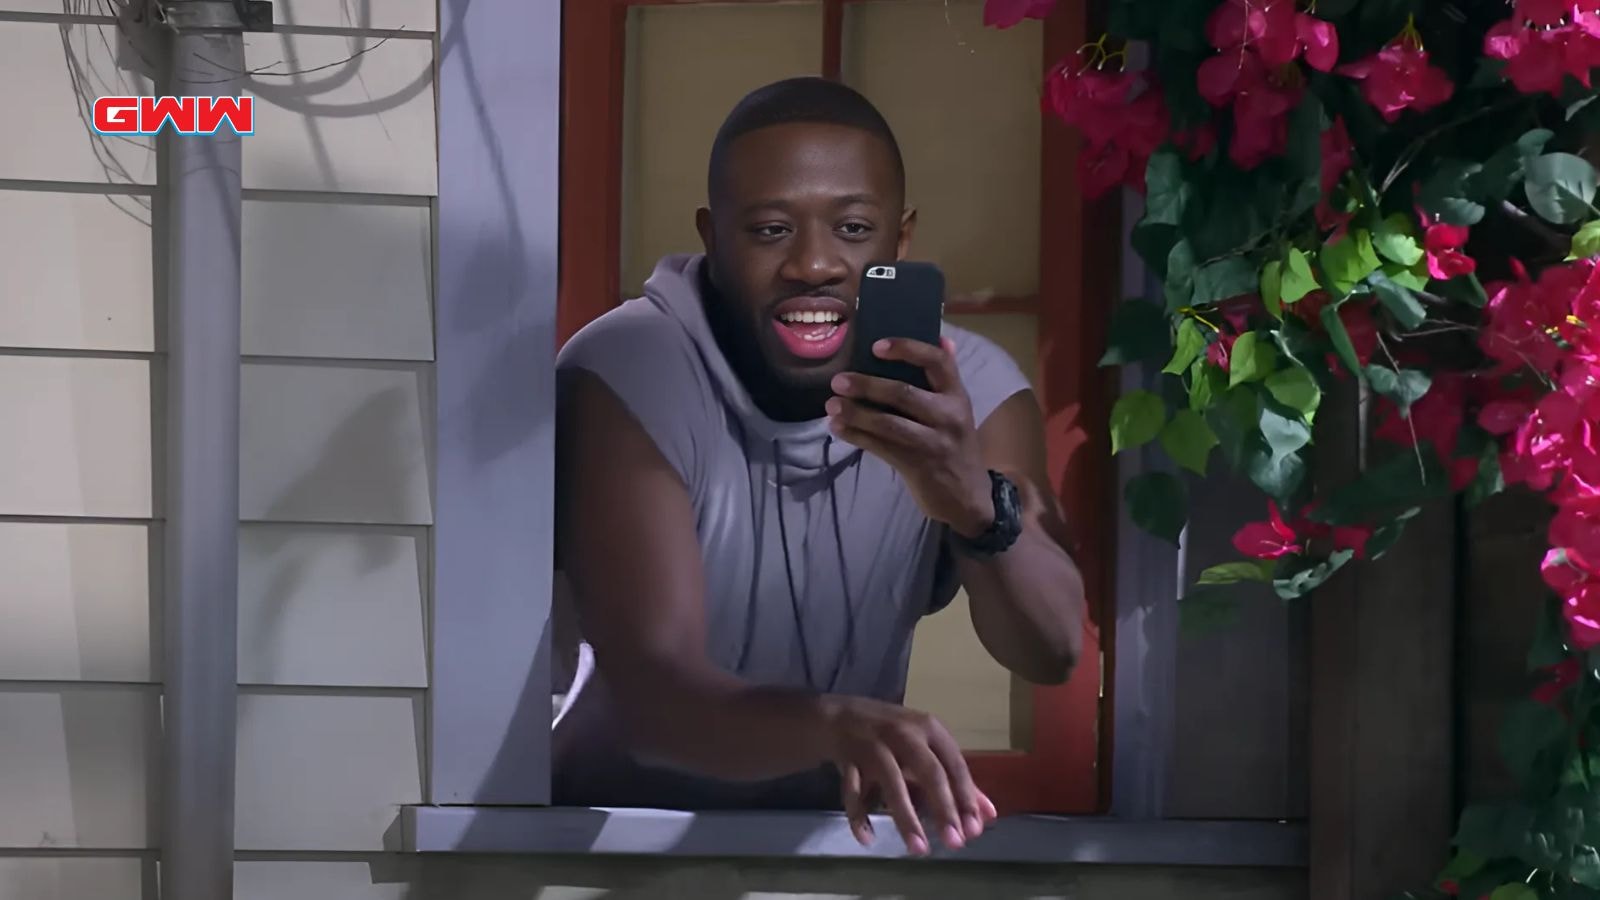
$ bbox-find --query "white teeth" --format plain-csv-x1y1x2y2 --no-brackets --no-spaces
779,311,842,324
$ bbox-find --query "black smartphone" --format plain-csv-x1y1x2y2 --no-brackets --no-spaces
848,261,945,393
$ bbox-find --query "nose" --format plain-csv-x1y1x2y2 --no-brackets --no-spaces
777,224,849,289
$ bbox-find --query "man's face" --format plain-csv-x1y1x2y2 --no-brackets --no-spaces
697,121,912,395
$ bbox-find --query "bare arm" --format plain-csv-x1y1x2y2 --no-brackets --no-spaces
556,369,832,780
556,370,993,851
952,390,1086,685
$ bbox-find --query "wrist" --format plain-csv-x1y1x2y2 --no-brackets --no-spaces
948,470,997,540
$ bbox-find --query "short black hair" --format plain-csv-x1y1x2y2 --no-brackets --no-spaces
707,76,905,205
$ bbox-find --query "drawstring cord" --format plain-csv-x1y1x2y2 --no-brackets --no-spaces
772,437,857,692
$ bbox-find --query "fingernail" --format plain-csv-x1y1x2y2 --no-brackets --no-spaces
825,398,841,416
855,823,874,846
964,815,982,838
944,824,965,849
874,339,891,353
909,835,928,856
831,374,850,392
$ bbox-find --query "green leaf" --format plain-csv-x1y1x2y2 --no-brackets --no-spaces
1476,128,1554,203
1132,222,1179,277
1125,471,1187,546
1573,220,1600,260
1368,270,1428,330
1179,585,1240,636
1143,150,1189,226
1420,160,1487,226
1572,846,1600,888
1265,366,1321,420
1207,385,1261,466
1164,319,1206,375
1228,332,1278,387
1159,409,1219,475
1311,447,1449,525
1165,239,1197,310
1282,248,1319,305
1384,256,1432,291
1365,365,1432,414
1365,507,1420,560
1466,437,1505,507
1285,95,1324,214
1437,272,1489,308
1260,260,1283,319
1192,256,1261,306
1528,596,1568,670
1101,300,1173,367
1526,152,1600,225
1321,303,1365,380
1259,404,1312,458
1322,230,1382,295
1110,390,1167,455
1196,560,1277,585
1373,213,1425,266
1273,549,1355,599
1245,444,1307,501
1501,698,1569,789
1489,884,1537,900
1439,849,1487,881
1188,358,1225,412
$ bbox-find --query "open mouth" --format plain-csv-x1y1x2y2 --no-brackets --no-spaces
770,297,852,361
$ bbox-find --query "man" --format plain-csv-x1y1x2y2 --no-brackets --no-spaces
552,76,1086,856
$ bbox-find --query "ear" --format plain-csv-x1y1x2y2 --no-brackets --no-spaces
896,206,918,260
695,207,715,257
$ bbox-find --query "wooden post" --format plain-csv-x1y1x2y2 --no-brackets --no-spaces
1309,381,1458,898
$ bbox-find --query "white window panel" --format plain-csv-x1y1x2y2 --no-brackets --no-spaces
239,362,432,525
0,189,155,353
0,522,155,683
239,525,428,688
621,2,823,296
0,856,150,900
0,21,156,184
242,33,437,195
0,356,153,519
235,692,423,851
0,688,157,849
843,0,1043,298
272,0,437,32
242,199,434,361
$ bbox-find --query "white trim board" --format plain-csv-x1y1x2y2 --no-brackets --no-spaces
402,806,1307,867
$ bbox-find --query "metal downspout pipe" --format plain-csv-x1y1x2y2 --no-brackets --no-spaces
157,2,245,896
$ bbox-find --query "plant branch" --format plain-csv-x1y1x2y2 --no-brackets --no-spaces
1499,200,1572,253
1380,98,1526,194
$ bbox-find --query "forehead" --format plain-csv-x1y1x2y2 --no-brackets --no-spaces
715,121,901,209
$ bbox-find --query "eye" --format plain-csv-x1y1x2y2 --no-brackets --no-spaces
747,223,791,241
838,221,874,239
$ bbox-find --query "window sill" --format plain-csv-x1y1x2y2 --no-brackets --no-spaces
401,805,1306,867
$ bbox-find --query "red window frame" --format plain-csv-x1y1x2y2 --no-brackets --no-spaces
558,0,1119,815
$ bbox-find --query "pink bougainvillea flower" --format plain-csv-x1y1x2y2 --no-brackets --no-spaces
1295,13,1340,72
1485,21,1568,95
1198,47,1269,107
1478,399,1535,435
1042,52,1172,198
1531,658,1583,705
1078,139,1134,200
983,0,1056,29
1230,75,1300,169
1374,372,1466,460
1518,0,1574,27
1316,117,1355,234
1424,221,1476,280
1232,501,1302,559
1173,119,1218,161
1337,43,1454,122
1339,300,1380,367
1206,332,1238,371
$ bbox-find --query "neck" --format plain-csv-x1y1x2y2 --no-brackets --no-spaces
699,268,828,423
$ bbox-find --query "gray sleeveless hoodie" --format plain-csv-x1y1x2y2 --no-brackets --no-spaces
551,253,1030,810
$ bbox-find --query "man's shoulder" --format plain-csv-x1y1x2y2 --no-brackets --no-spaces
557,298,694,370
940,320,1033,424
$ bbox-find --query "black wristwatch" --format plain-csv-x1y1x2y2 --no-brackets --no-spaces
950,470,1023,559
